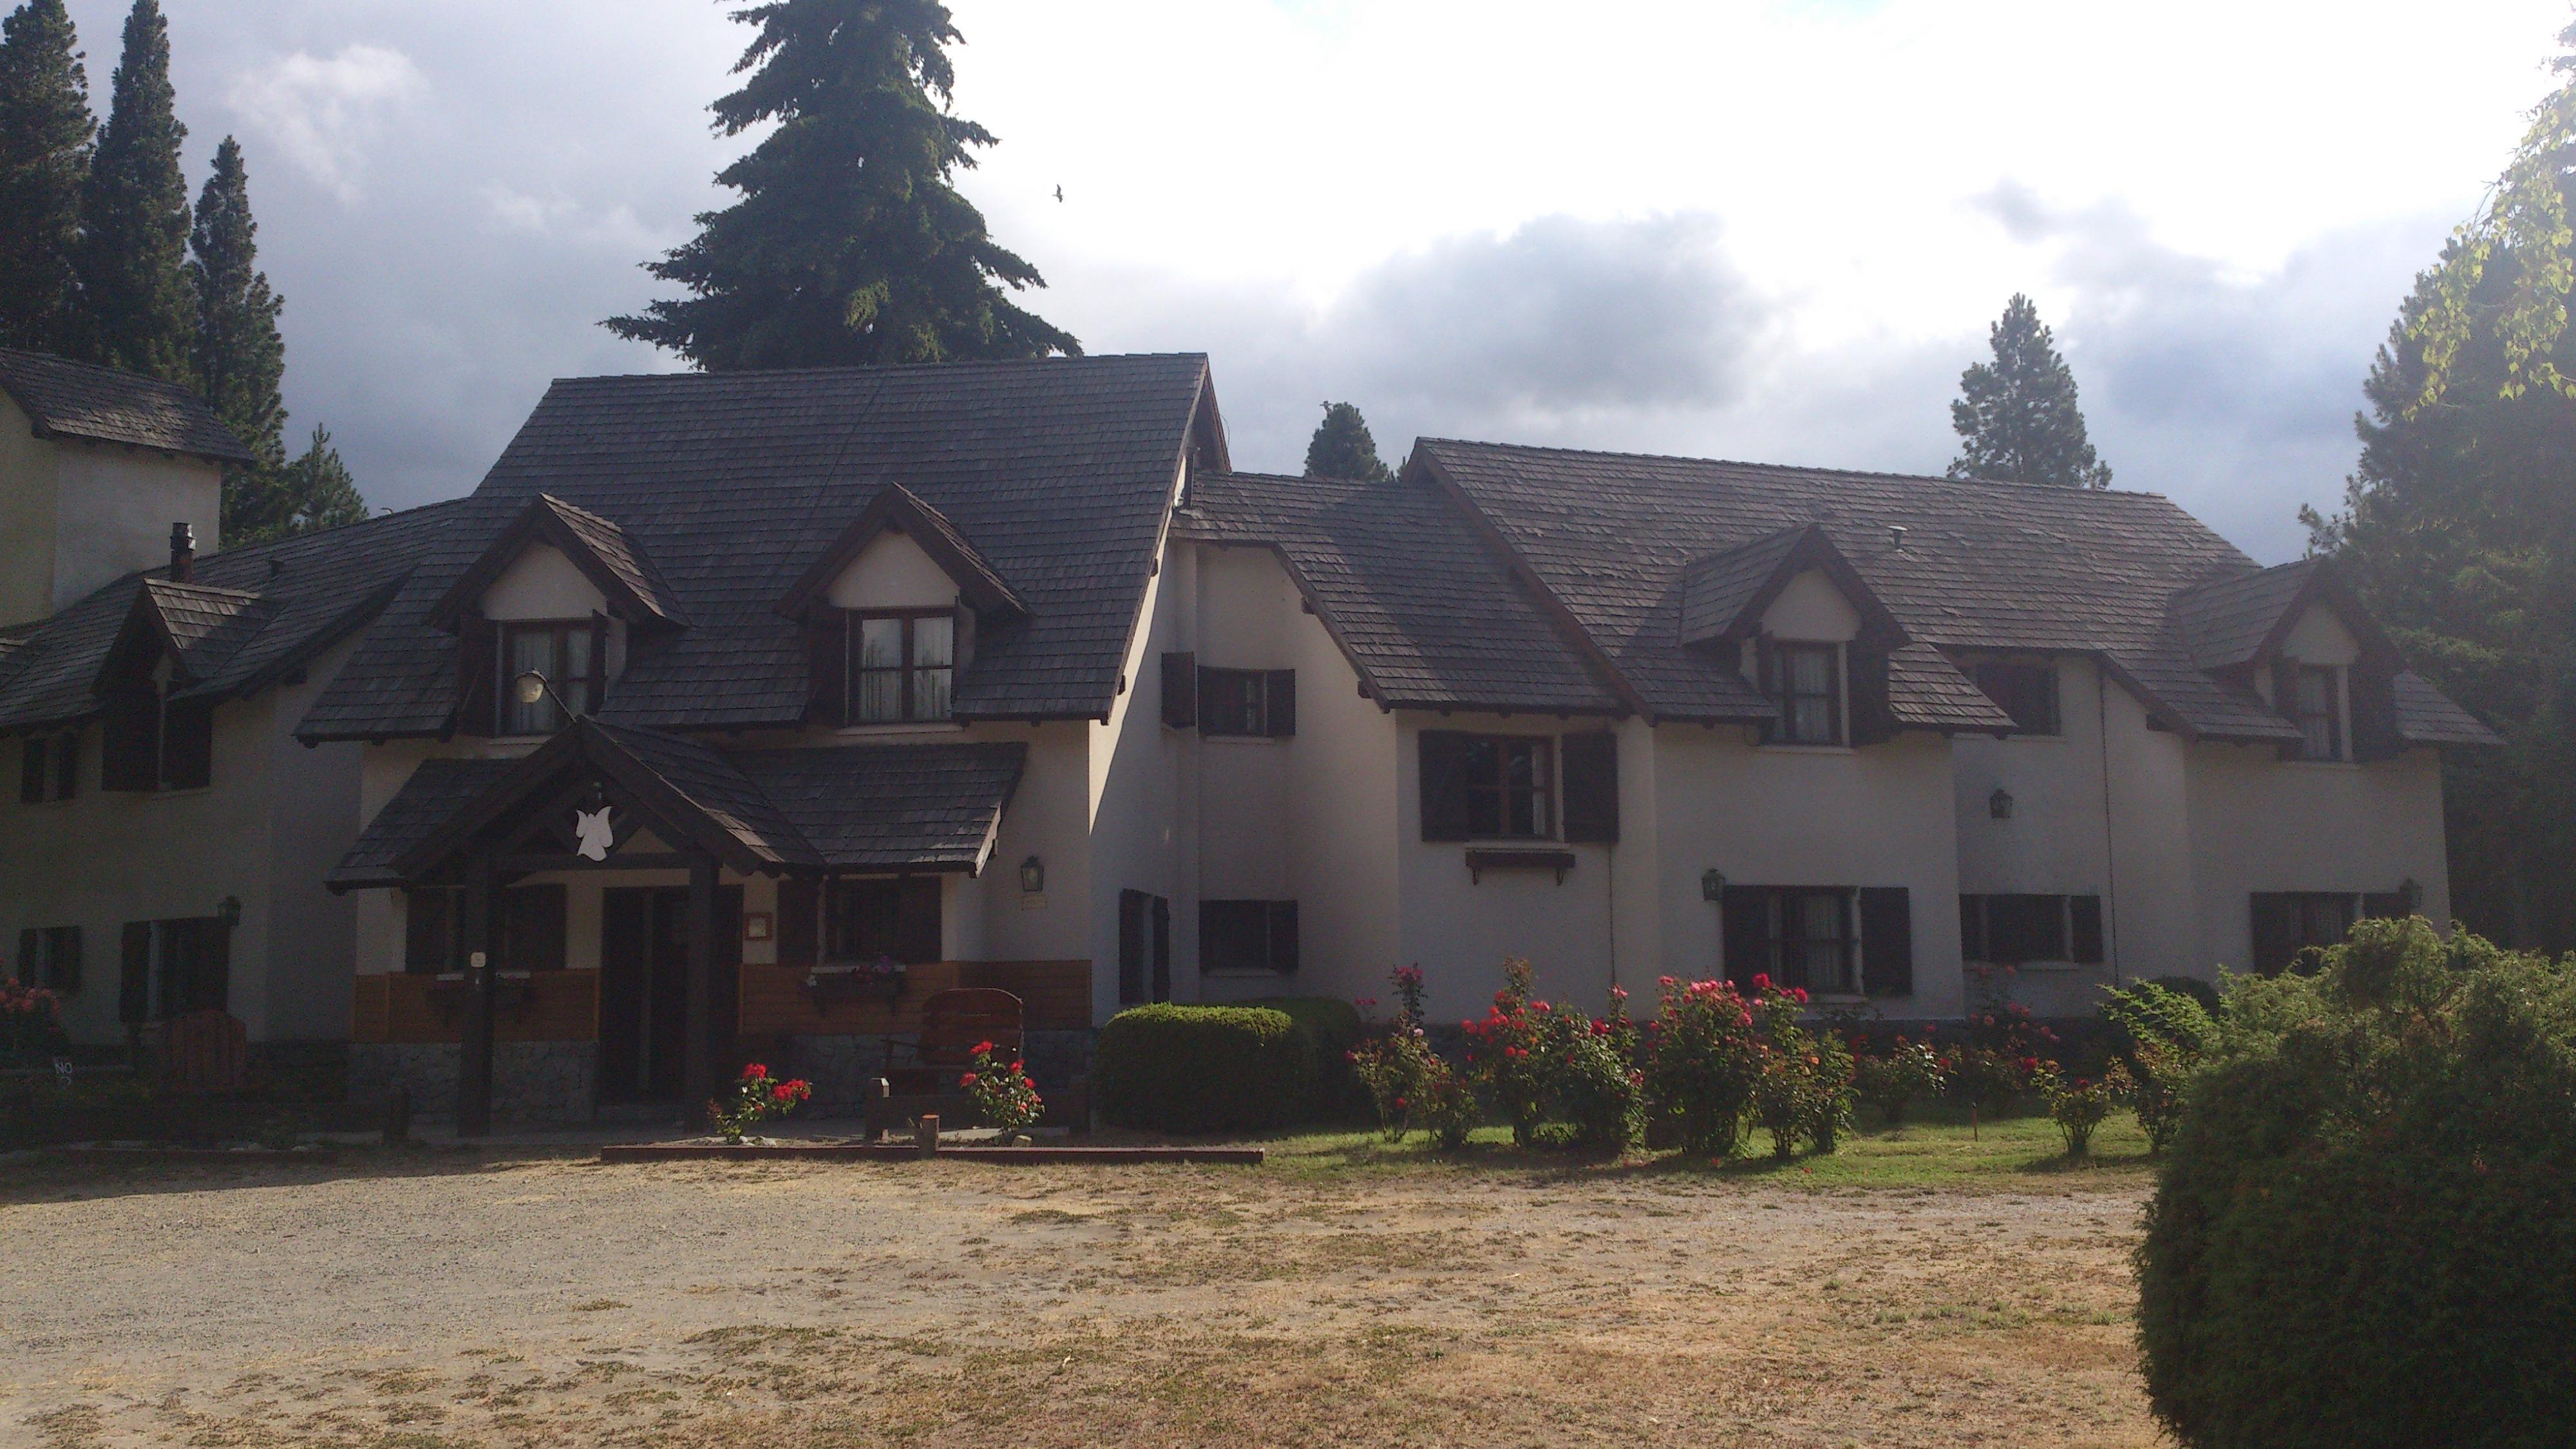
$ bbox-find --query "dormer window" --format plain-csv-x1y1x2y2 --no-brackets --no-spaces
2291,663,2343,761
1767,641,1843,745
843,610,954,724
499,620,602,734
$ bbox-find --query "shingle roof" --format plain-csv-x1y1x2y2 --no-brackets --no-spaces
299,355,1213,741
1174,469,1624,715
425,493,688,632
2169,560,2316,670
775,481,1028,621
0,501,470,733
330,728,1025,887
1411,439,2490,745
0,346,254,463
1889,644,2018,731
1676,527,1808,647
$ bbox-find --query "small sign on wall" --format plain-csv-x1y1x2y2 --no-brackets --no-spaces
742,911,773,942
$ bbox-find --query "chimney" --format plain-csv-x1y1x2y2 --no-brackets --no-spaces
169,522,194,582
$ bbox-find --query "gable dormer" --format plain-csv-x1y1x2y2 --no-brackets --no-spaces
775,484,1027,728
427,495,684,737
1678,524,1908,746
93,578,269,791
2170,559,2403,761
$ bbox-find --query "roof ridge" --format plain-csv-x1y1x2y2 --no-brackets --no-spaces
542,352,1209,389
1415,436,2181,505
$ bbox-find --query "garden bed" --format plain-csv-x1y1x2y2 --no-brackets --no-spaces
598,1140,1263,1164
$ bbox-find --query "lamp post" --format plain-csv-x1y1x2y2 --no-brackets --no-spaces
511,669,580,729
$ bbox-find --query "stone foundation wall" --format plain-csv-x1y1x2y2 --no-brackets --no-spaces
348,1041,596,1126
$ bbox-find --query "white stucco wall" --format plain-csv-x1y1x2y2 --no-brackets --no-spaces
480,544,606,620
1761,569,1861,641
825,530,959,611
50,442,220,614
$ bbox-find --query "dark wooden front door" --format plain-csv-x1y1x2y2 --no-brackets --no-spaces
598,885,741,1104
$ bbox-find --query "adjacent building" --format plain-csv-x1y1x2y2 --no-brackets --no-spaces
1,350,2497,1124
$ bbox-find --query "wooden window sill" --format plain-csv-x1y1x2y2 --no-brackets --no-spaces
1464,848,1577,884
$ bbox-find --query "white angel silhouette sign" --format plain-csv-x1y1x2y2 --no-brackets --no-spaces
574,805,615,862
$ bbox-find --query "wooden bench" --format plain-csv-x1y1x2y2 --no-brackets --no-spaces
867,988,1021,1137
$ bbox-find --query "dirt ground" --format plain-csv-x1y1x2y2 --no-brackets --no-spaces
0,1145,2159,1448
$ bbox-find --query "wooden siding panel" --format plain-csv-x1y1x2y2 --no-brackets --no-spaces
370,970,600,1043
737,960,1092,1036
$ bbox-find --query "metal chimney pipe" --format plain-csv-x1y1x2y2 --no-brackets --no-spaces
168,522,194,581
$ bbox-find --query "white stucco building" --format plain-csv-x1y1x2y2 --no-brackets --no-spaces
1,352,2496,1124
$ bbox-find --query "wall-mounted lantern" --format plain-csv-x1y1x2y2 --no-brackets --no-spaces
1988,788,2014,820
1700,868,1727,902
1019,855,1045,895
216,895,243,928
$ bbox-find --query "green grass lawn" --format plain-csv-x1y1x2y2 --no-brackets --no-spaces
1249,1103,2157,1189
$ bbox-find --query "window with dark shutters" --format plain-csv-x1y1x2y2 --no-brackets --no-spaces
1561,733,1619,843
1859,887,1913,996
1958,894,1987,962
803,608,848,726
120,922,151,1022
41,925,81,991
1265,670,1296,737
15,928,35,985
403,888,459,974
1118,889,1148,1003
775,877,818,969
2349,664,2402,762
1848,645,1897,746
2249,891,2360,973
1200,900,1299,973
1418,730,1474,841
1150,896,1171,999
1160,652,1197,728
896,877,942,964
52,730,77,800
824,877,942,964
2361,890,2411,922
19,736,46,804
100,681,160,791
1721,885,1770,988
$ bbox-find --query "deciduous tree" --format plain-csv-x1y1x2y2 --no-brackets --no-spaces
607,0,1075,370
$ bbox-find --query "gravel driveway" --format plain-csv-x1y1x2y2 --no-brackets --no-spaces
1,1145,2157,1446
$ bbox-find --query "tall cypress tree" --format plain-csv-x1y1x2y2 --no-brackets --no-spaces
0,0,93,354
1302,402,1394,482
1947,294,2113,489
190,135,290,538
608,0,1076,370
76,0,192,384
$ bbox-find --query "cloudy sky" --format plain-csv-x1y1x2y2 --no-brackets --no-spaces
59,0,2575,560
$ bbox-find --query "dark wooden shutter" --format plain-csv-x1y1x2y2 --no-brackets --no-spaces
802,608,847,726
161,697,213,790
53,730,77,799
1754,635,1780,742
1160,652,1197,728
1958,894,1986,961
775,876,818,969
2249,893,2297,975
15,928,35,985
1722,886,1770,987
1848,643,1895,746
2362,890,2410,921
1151,895,1172,1000
455,614,498,737
1860,887,1913,996
19,737,45,803
1265,670,1296,737
2349,662,2401,762
2069,895,2105,964
1268,900,1299,974
586,613,611,714
100,685,160,791
1117,889,1146,1003
196,917,232,1014
1560,732,1619,844
50,925,80,990
507,884,568,971
895,876,942,963
120,921,152,1022
1418,730,1474,841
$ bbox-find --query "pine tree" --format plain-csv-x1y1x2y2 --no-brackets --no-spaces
0,0,92,354
190,136,292,539
75,0,192,384
1946,294,2112,489
607,0,1075,370
238,424,368,543
1302,401,1394,482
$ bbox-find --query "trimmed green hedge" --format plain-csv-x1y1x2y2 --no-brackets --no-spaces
1240,996,1367,1119
2137,918,2576,1447
1094,1004,1318,1133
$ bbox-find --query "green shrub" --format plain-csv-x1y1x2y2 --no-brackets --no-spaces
1240,996,1366,1119
1093,1004,1316,1133
2103,979,2221,1152
2145,973,2223,1016
2137,917,2576,1448
1852,1037,1947,1126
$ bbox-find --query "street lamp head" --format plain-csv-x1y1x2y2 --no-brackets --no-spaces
513,670,550,707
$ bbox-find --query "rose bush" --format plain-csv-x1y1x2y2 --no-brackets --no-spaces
2036,1059,2130,1156
706,1060,812,1144
960,1039,1045,1141
1,980,68,1069
1642,974,1764,1158
1852,1036,1947,1127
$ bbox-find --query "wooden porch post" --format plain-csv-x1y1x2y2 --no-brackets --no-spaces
457,857,497,1137
682,852,717,1117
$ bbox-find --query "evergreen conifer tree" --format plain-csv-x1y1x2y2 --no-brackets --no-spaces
242,424,368,543
1302,401,1394,482
1946,294,2112,489
0,0,93,353
75,0,192,384
190,136,291,538
607,0,1075,370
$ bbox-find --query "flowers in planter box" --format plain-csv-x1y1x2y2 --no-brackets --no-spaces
961,1040,1043,1141
706,1060,813,1144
